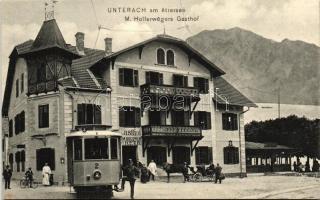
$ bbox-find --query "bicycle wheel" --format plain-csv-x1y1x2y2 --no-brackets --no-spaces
193,173,203,182
20,180,27,188
32,181,38,189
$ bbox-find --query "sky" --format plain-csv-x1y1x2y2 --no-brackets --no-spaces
0,0,319,98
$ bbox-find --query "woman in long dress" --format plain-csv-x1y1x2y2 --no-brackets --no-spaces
42,163,51,186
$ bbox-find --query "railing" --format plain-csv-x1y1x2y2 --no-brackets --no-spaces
74,124,110,131
141,84,199,99
142,125,202,137
28,80,57,95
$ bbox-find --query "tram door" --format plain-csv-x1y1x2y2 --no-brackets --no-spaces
172,146,190,165
122,146,137,166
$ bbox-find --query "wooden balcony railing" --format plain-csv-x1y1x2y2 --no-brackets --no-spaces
142,125,202,138
141,84,200,99
28,80,57,95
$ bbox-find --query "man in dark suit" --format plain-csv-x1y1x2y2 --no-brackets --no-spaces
3,165,12,189
120,159,140,199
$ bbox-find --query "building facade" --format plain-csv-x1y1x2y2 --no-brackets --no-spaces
2,18,256,183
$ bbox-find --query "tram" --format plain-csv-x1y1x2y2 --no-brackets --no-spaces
66,130,122,194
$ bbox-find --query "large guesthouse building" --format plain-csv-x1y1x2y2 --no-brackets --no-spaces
2,17,256,183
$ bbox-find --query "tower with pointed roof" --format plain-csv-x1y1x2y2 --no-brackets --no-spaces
22,19,79,95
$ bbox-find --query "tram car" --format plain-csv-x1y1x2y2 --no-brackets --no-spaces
66,130,122,194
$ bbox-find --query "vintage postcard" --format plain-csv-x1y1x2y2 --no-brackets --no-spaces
0,0,319,199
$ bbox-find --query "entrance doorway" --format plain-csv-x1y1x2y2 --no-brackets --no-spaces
36,148,55,171
147,146,167,165
173,146,190,165
122,146,137,166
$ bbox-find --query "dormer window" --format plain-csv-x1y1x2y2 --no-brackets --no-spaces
166,50,175,65
157,48,165,64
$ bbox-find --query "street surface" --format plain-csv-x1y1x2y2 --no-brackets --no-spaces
3,174,320,199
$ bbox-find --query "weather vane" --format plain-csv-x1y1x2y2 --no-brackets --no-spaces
45,0,58,21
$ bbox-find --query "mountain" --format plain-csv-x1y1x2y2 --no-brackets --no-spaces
187,27,320,105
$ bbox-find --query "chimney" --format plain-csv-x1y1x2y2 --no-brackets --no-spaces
104,37,112,54
75,32,85,55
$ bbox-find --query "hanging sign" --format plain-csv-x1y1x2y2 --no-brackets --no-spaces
120,128,142,146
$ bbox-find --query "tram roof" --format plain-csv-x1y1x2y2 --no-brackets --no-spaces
66,130,122,138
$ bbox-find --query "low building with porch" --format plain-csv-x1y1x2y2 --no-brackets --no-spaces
245,142,299,173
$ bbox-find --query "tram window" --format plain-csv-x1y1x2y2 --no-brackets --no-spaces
74,139,82,160
85,138,109,159
111,138,118,159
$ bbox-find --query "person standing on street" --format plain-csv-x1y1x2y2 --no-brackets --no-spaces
25,167,34,188
2,165,12,189
148,160,157,181
42,163,51,186
120,159,139,199
215,163,222,184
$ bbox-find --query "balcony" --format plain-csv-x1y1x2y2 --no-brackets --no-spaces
28,80,57,95
140,84,200,101
74,124,111,131
142,125,202,138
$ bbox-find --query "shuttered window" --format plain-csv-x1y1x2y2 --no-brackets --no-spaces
77,104,101,125
119,68,139,87
14,111,25,134
194,111,211,130
171,110,190,126
146,71,163,85
195,147,213,165
194,77,209,94
222,113,238,130
119,107,141,127
39,105,49,128
15,151,21,172
173,74,188,87
149,111,166,125
223,145,239,164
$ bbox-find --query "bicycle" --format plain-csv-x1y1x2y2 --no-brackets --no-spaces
19,177,38,189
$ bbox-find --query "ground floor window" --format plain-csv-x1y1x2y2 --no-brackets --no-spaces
21,150,25,172
195,147,212,165
36,148,55,171
147,146,167,165
223,144,239,164
9,153,13,170
122,146,137,166
173,146,190,165
15,152,20,172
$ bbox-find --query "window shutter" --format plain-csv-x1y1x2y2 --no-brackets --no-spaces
119,68,124,86
208,147,213,164
21,111,25,132
173,74,178,86
195,148,200,165
235,147,239,164
204,79,209,93
135,108,141,127
223,147,228,164
119,109,125,127
145,71,151,84
206,112,211,129
184,111,190,126
233,114,238,130
134,70,139,86
194,111,199,127
21,73,24,93
16,79,19,97
160,111,166,125
171,111,176,125
94,105,102,124
222,114,228,130
193,77,198,88
159,73,163,85
9,120,13,137
14,115,18,134
183,76,188,87
77,104,84,125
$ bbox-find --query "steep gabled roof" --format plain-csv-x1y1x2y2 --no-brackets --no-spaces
213,77,257,107
91,34,225,77
20,19,78,58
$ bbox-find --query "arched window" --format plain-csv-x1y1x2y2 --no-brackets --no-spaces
166,50,175,66
157,48,165,65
